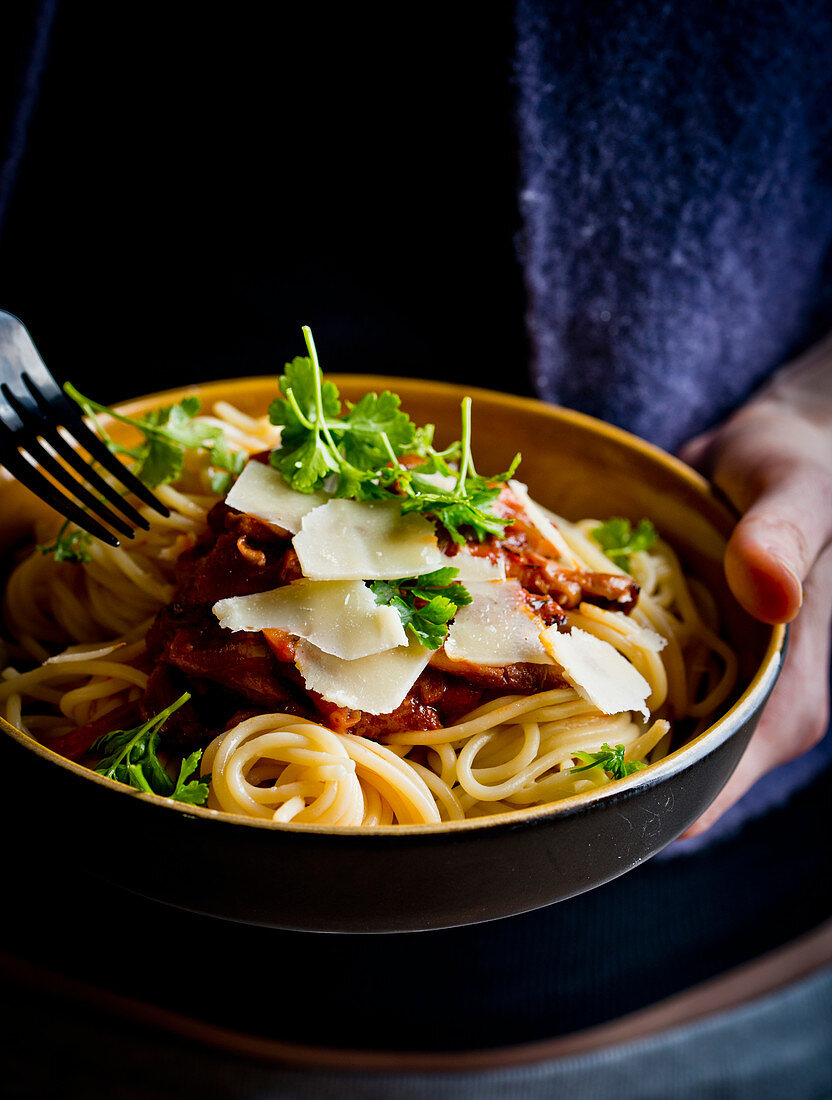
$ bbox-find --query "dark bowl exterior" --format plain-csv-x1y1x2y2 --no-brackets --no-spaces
0,640,780,934
0,377,785,932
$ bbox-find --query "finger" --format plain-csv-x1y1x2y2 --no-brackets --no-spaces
682,545,832,838
724,464,832,623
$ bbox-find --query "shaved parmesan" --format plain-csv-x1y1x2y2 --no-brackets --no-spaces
508,480,578,568
212,580,406,659
444,581,553,666
448,551,506,582
540,626,650,717
44,642,127,665
294,636,432,714
225,461,330,533
294,499,444,580
417,471,457,492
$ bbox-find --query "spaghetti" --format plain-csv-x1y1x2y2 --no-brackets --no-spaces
0,394,737,828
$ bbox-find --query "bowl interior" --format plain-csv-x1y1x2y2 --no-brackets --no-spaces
0,375,780,826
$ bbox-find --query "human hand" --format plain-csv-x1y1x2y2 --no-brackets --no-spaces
678,375,832,836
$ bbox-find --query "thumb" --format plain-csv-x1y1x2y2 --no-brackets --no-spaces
724,466,830,623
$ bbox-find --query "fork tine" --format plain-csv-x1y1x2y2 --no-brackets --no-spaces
22,376,170,517
60,413,169,514
0,312,170,527
0,437,120,546
11,432,137,538
42,427,152,531
60,414,170,515
4,385,151,531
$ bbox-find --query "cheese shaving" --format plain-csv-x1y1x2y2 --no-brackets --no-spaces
212,580,406,660
540,625,650,717
444,581,553,666
449,551,506,582
293,499,445,580
224,460,330,533
294,635,432,714
43,642,127,665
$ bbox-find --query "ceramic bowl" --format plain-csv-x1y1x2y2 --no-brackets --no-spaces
0,377,785,932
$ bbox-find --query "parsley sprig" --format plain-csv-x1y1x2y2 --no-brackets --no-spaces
590,517,657,569
370,567,472,650
64,384,246,493
571,742,645,781
91,692,210,805
41,388,247,564
268,327,520,543
38,521,93,563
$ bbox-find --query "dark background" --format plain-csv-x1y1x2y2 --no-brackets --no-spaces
0,4,531,404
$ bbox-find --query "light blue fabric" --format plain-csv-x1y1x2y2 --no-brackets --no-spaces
6,963,832,1098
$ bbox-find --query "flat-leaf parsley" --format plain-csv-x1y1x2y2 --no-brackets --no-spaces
64,384,245,492
571,742,645,781
37,521,93,563
370,567,472,650
269,327,521,544
590,517,657,569
91,693,210,805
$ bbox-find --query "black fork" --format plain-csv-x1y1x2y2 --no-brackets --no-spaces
0,311,169,546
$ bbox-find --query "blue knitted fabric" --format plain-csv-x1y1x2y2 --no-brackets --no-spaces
515,0,832,839
516,0,832,452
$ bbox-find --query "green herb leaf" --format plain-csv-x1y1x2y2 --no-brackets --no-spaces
395,398,520,543
339,391,417,470
268,347,345,493
370,568,472,650
590,517,658,569
273,427,341,492
38,521,93,563
571,742,645,781
209,433,247,488
268,341,421,497
91,693,210,805
134,432,186,488
266,329,521,545
406,566,469,592
268,355,341,432
64,383,245,490
171,750,212,805
405,486,508,545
